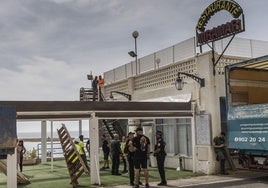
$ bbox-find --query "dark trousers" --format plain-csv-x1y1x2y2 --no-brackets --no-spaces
19,155,23,172
81,154,90,171
156,154,166,183
111,155,120,174
216,151,226,174
92,88,97,101
122,156,127,172
220,159,226,174
127,156,135,184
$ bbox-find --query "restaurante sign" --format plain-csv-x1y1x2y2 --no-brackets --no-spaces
196,0,245,46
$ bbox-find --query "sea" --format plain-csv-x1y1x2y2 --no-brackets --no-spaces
17,131,89,158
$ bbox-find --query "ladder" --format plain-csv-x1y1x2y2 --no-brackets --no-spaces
0,160,30,184
57,124,89,188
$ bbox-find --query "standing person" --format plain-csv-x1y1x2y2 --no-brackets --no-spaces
17,140,26,172
110,134,122,175
125,132,135,186
213,132,227,175
92,76,98,101
86,138,90,158
97,75,104,101
78,135,90,171
153,131,167,186
129,127,151,188
120,136,128,173
101,134,110,170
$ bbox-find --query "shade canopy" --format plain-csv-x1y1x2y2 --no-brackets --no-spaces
0,101,193,121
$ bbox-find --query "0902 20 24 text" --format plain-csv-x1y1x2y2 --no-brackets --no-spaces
234,137,266,143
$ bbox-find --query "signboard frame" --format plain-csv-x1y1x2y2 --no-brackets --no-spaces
195,114,211,146
196,0,245,47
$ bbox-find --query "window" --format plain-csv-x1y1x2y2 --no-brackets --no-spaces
176,118,192,156
157,118,192,156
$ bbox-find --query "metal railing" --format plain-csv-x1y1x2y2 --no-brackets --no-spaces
36,142,64,159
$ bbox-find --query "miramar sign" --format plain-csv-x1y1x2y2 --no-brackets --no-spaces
196,0,245,46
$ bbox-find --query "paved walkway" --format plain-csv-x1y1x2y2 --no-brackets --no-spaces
98,171,266,188
95,175,238,188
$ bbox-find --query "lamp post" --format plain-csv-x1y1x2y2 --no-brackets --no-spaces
175,72,205,90
128,31,139,74
109,91,132,101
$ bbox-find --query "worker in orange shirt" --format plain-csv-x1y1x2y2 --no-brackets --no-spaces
98,75,104,101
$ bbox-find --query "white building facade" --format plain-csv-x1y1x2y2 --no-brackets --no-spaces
102,37,268,174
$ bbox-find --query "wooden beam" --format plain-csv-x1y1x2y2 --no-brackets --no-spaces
0,101,192,120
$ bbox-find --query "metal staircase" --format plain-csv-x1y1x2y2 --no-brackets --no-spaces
101,120,125,139
79,87,105,101
79,88,126,140
79,88,95,101
57,124,89,188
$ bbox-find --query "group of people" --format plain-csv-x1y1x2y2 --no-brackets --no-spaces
101,127,167,188
92,75,104,101
16,130,228,186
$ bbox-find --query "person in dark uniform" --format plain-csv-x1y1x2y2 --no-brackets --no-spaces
125,132,135,186
153,131,167,186
129,127,150,188
101,134,110,170
110,134,122,175
213,132,227,175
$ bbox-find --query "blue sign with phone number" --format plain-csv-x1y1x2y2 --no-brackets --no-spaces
227,104,268,154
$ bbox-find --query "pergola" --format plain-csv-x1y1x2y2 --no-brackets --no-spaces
0,101,193,186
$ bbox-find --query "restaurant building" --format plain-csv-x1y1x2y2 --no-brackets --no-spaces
102,36,268,174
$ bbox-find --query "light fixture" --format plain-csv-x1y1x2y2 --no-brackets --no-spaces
110,91,132,101
132,31,139,39
156,58,161,68
128,51,137,57
175,72,205,90
175,77,183,90
87,74,93,80
129,31,139,74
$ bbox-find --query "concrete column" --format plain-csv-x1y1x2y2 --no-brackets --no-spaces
191,102,197,173
50,121,54,172
79,120,82,136
128,77,134,95
7,149,17,188
41,120,47,164
89,113,100,185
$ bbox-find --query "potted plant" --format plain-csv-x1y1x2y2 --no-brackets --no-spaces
23,148,37,165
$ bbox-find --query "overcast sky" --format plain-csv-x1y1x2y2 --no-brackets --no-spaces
0,0,267,101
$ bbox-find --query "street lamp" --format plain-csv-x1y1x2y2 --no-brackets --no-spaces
175,72,205,90
128,31,139,74
109,91,132,101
